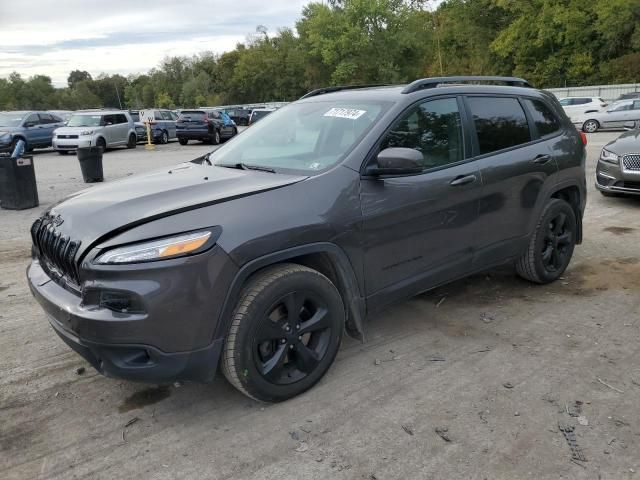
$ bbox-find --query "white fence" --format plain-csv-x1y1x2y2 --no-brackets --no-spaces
546,83,640,102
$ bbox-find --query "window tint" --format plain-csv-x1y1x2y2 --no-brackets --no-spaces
467,97,531,155
39,113,58,124
160,110,173,120
170,111,178,120
381,97,464,170
115,114,128,124
24,113,40,126
632,100,640,110
573,98,590,105
524,99,561,137
559,99,571,106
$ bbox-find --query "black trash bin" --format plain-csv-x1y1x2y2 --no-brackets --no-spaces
77,147,104,183
0,154,39,210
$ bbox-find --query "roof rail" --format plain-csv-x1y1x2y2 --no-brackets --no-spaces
401,76,532,94
300,84,391,99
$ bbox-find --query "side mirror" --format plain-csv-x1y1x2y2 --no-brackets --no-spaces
367,148,423,176
623,121,638,131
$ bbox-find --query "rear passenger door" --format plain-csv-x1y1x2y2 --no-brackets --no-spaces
464,96,559,267
160,110,176,138
38,113,60,146
360,97,482,309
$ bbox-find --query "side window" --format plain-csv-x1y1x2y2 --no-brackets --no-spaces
380,97,464,170
161,110,173,120
632,100,640,110
466,97,531,155
115,114,127,124
559,99,571,106
103,114,115,125
170,111,178,120
39,113,54,124
24,113,40,126
523,99,561,137
573,98,589,105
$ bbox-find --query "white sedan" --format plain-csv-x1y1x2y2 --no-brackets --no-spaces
573,99,640,133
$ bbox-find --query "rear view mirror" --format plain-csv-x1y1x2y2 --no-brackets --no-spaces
367,148,423,176
623,121,638,131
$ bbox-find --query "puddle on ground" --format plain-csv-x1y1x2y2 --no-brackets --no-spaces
560,258,640,296
603,226,635,235
118,385,171,413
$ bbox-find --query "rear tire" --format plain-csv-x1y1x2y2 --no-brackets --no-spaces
160,130,169,144
178,137,188,145
516,198,577,284
126,133,136,149
222,263,344,402
211,129,220,145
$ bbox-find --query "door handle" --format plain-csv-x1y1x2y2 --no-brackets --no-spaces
533,154,551,165
449,174,477,186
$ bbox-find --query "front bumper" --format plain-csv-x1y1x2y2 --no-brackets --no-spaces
27,245,238,383
595,159,640,196
53,137,93,151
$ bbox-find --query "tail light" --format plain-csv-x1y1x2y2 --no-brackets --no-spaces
579,131,587,145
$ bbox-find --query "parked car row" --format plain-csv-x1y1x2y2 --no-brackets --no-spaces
0,111,66,153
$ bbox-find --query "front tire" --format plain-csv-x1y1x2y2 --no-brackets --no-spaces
582,120,599,133
178,137,188,145
211,129,220,145
96,137,107,153
160,130,169,144
222,264,344,402
516,198,577,284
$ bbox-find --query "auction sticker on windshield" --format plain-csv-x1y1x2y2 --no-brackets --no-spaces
324,108,366,120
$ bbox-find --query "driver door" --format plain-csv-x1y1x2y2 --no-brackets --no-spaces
359,97,482,310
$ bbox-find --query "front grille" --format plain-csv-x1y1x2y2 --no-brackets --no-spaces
30,216,81,286
57,135,79,139
622,154,640,171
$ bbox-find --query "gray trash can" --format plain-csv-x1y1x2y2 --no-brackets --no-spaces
77,147,104,183
0,154,39,210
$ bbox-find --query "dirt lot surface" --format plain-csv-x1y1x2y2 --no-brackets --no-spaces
1,132,639,480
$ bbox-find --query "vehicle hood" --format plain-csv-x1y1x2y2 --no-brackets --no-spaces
605,130,640,155
0,126,22,136
46,162,307,252
54,126,97,135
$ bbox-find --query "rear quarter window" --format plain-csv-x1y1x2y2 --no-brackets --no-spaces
523,99,561,137
466,97,531,155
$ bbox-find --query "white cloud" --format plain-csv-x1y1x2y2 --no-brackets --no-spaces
0,0,309,86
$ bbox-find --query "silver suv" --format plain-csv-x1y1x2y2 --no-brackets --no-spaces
53,110,136,154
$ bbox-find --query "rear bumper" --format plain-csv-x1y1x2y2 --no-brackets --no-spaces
177,129,210,140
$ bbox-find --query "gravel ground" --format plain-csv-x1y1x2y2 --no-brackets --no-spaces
1,132,639,480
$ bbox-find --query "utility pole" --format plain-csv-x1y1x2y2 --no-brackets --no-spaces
115,83,123,110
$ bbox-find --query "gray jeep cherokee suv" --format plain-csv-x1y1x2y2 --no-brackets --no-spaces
28,77,586,402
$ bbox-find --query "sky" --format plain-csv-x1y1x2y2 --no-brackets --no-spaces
0,0,310,87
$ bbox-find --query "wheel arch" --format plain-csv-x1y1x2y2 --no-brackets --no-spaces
214,243,366,344
549,183,584,244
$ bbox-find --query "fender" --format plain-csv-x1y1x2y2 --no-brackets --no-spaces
532,178,585,244
213,242,366,343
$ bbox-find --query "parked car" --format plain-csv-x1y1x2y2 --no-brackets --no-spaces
249,108,276,125
616,92,640,101
52,110,137,154
595,120,640,196
558,97,607,118
573,99,640,132
48,110,73,123
226,108,252,126
176,109,237,145
138,109,178,144
28,76,586,402
0,111,64,153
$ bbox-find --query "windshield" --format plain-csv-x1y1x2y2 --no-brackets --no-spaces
0,112,25,127
211,100,388,174
67,114,102,127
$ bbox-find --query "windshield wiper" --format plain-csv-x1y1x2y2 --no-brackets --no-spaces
217,163,276,173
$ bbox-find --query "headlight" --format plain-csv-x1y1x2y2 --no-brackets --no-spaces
600,149,619,165
95,230,213,264
80,130,94,136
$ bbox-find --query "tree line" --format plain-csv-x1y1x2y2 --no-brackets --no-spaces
1,0,638,111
